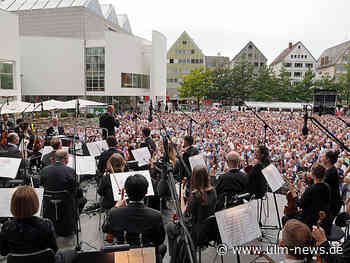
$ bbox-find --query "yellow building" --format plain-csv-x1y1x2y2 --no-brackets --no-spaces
167,31,205,99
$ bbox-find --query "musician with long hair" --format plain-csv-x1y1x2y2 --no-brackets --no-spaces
166,165,217,262
97,153,126,210
284,165,332,235
247,145,269,199
0,186,76,263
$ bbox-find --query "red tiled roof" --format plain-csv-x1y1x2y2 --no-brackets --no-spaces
270,43,298,66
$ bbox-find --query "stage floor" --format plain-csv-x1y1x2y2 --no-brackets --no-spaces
78,180,288,263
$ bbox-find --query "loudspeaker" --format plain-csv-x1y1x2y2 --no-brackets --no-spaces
313,89,337,115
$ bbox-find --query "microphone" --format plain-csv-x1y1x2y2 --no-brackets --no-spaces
302,110,308,136
148,101,153,122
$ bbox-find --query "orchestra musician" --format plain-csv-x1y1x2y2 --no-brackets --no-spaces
215,151,249,211
0,114,15,132
247,145,269,199
46,117,65,137
140,127,157,155
97,153,126,210
42,137,63,168
99,105,120,139
102,174,166,263
0,186,77,263
283,165,332,235
166,166,217,262
97,136,124,175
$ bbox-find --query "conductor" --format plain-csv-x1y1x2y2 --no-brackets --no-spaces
99,105,120,139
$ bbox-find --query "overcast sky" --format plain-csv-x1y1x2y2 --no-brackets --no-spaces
102,0,350,63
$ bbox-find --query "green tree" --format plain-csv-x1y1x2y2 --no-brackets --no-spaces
178,67,213,111
229,59,255,102
252,65,279,101
276,67,292,101
293,70,315,102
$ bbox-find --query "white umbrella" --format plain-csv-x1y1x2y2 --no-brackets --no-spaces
1,101,34,114
61,99,107,109
41,99,66,111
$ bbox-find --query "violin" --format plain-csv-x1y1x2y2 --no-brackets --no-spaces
0,119,8,146
106,188,125,243
315,211,326,263
282,174,298,216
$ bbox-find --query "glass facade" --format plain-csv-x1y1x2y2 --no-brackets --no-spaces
86,47,105,92
121,73,150,89
0,62,14,90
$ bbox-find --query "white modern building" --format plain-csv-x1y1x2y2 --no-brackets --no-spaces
0,8,21,102
270,41,316,85
0,0,166,104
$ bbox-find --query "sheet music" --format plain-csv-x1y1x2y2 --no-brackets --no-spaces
114,247,156,263
110,170,154,201
68,155,96,175
95,140,108,153
189,154,206,171
40,146,69,160
0,188,44,217
85,142,100,157
215,202,261,248
0,157,22,179
262,164,285,193
131,147,151,167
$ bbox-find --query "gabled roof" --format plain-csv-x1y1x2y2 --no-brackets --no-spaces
317,40,350,68
117,14,132,34
270,42,299,66
167,31,204,56
101,4,118,25
2,0,103,16
232,41,267,62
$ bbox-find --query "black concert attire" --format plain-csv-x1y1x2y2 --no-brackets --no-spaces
40,162,77,237
140,136,157,155
318,238,350,263
166,188,217,261
0,216,76,263
215,168,249,211
97,173,116,210
282,182,332,235
99,112,120,139
247,161,269,199
0,120,15,132
325,166,342,221
102,202,166,263
42,150,58,168
46,126,65,137
174,145,199,182
97,148,124,174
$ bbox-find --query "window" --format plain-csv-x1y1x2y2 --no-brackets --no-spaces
294,63,303,68
305,63,313,68
248,45,253,49
122,73,150,88
284,63,292,68
260,62,264,67
291,55,294,59
305,55,307,59
191,49,195,54
182,40,187,45
248,53,252,58
298,46,301,49
0,62,14,90
254,62,259,67
294,72,302,77
336,65,348,72
86,47,105,92
297,55,300,58
169,58,174,64
199,59,203,64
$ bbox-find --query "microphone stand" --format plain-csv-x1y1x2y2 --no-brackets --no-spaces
246,105,275,145
73,98,82,251
244,104,281,235
178,108,198,136
308,116,350,152
154,111,197,263
337,116,350,128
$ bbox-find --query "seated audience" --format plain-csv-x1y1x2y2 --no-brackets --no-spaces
0,186,76,263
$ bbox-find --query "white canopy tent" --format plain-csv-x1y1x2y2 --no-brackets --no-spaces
1,101,34,114
41,99,67,111
244,101,312,110
60,99,107,110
